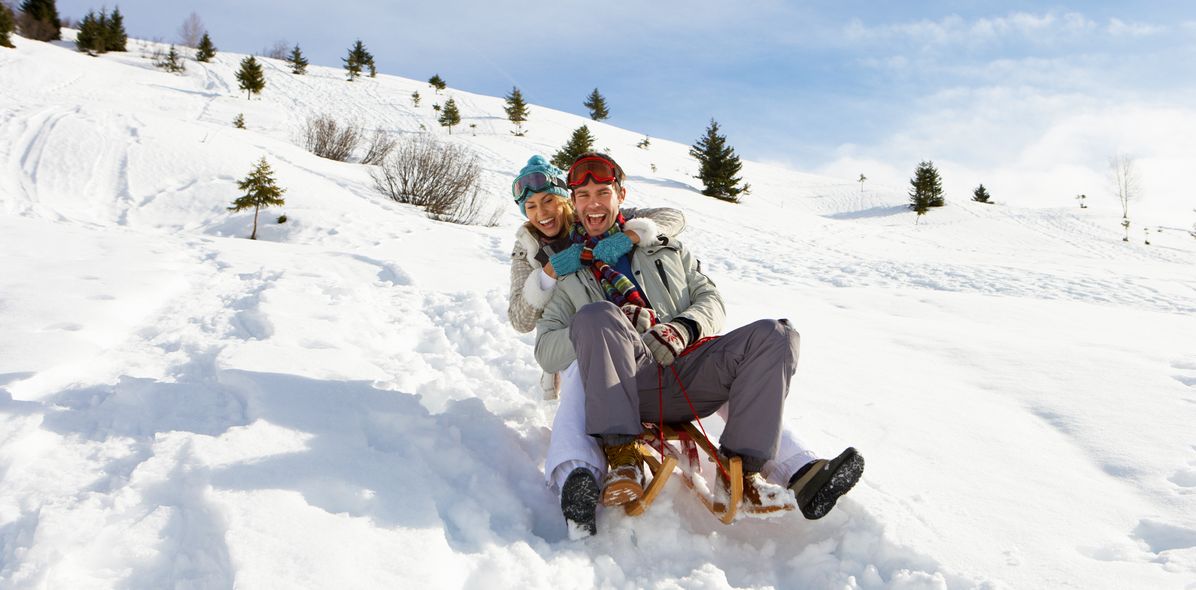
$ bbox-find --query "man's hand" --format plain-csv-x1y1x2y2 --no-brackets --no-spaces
620,304,656,334
643,322,689,366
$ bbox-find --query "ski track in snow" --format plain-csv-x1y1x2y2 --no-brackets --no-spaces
3,33,1196,589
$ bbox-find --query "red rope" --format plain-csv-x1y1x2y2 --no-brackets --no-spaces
657,365,665,459
668,363,731,481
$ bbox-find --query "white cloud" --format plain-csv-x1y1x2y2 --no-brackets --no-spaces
1106,18,1164,37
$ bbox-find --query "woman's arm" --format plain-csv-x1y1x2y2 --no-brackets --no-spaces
508,242,555,333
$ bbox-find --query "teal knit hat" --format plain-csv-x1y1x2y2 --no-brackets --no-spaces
513,155,569,217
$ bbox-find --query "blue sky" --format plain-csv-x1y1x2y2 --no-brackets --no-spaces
54,1,1196,212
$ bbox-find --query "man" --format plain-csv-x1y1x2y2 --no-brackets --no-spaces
535,152,863,521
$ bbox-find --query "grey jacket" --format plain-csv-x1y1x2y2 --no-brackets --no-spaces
534,235,725,373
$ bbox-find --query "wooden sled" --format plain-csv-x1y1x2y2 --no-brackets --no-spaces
624,422,743,524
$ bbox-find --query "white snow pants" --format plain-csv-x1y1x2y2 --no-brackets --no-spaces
544,360,819,494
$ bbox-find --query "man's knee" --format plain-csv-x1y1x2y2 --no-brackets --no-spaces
747,318,800,360
570,301,622,346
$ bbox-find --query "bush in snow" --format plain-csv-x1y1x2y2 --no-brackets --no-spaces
908,160,944,223
300,114,362,162
233,113,245,129
176,11,202,48
261,38,288,60
428,74,446,92
360,129,396,165
229,157,286,240
370,134,493,225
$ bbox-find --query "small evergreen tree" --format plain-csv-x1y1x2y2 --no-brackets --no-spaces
229,157,286,240
343,39,373,81
689,119,748,202
195,32,216,62
584,88,609,121
972,183,991,204
233,113,245,129
858,173,867,193
411,91,420,107
0,3,14,48
75,9,101,53
236,55,265,99
550,125,596,170
636,136,651,149
157,45,185,73
504,86,528,136
428,74,446,92
438,97,461,134
285,44,307,74
908,160,943,223
104,6,126,51
19,0,60,41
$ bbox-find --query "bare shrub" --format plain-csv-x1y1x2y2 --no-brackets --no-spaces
371,135,495,225
177,12,202,48
301,114,362,162
262,38,288,60
361,129,397,166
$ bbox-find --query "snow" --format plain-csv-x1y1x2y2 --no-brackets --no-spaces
3,33,1196,589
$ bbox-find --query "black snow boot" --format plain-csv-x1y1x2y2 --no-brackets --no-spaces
561,467,600,539
788,447,865,520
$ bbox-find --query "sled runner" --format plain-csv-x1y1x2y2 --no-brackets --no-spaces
624,422,743,524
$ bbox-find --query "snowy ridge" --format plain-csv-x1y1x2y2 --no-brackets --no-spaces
2,33,1196,589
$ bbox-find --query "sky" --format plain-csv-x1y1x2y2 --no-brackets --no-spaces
50,1,1196,217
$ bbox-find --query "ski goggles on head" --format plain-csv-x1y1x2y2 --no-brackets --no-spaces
567,156,624,188
512,172,567,202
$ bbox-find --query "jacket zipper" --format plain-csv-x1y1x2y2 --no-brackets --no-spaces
655,259,671,294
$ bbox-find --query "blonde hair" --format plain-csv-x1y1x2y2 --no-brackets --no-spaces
523,193,576,240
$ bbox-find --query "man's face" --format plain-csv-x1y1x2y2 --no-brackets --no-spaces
571,180,625,237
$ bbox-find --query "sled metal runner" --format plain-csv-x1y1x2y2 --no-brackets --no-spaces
624,422,743,524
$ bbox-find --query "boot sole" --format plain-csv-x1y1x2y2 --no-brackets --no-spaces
561,470,600,537
798,448,865,520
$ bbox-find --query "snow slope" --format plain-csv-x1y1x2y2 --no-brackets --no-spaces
2,34,1196,589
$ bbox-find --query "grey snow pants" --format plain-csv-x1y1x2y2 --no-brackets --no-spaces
569,301,801,472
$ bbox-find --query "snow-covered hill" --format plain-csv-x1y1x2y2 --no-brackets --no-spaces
2,33,1195,589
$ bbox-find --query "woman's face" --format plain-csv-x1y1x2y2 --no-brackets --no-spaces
524,192,567,238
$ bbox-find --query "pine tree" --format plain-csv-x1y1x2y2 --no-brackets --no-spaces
287,44,307,74
504,86,529,136
195,32,216,62
233,113,245,129
583,88,609,121
428,74,446,92
236,55,265,99
908,160,943,223
75,9,101,53
19,0,60,41
0,3,14,48
551,125,596,170
343,39,372,81
636,136,651,149
229,157,286,240
105,6,126,51
411,91,420,107
972,183,991,204
689,119,748,202
157,45,185,73
438,98,461,134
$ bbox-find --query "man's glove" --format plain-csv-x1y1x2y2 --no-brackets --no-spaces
620,304,657,334
643,322,689,366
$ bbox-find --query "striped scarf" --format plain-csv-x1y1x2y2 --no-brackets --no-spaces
568,215,647,308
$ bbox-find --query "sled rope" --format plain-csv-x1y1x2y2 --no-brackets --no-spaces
656,336,731,481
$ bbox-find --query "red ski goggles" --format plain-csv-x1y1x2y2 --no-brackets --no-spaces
566,155,625,188
511,171,567,202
